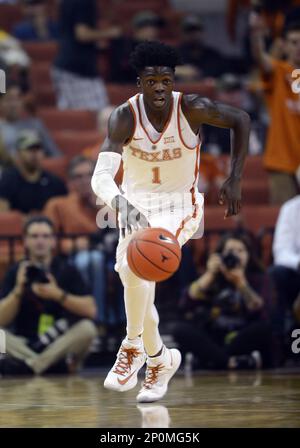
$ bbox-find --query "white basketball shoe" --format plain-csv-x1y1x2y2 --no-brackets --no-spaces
104,337,146,392
136,346,182,403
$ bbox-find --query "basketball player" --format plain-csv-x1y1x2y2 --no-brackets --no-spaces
91,42,250,402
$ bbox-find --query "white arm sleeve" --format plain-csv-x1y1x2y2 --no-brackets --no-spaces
91,151,122,208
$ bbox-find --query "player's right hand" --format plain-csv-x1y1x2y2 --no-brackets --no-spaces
114,196,150,238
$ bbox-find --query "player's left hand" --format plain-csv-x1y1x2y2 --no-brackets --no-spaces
218,176,241,218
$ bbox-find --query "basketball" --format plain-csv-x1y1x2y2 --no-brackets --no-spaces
127,227,182,282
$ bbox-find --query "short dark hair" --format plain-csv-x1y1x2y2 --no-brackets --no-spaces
129,41,181,74
67,155,95,178
23,216,55,235
283,21,300,37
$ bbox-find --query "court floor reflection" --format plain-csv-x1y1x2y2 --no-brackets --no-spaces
0,370,299,427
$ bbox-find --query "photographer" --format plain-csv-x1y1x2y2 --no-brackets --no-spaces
44,155,123,327
0,216,97,376
173,233,274,370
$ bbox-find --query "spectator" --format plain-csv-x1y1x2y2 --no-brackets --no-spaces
173,232,275,370
202,73,263,155
269,188,300,358
0,84,61,158
44,155,123,326
0,216,97,376
0,28,30,67
12,0,59,42
250,14,300,204
52,0,119,110
44,156,99,234
0,28,30,91
226,0,251,43
176,16,228,81
109,11,163,83
0,129,67,213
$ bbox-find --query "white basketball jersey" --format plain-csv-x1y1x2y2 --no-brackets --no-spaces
122,91,202,214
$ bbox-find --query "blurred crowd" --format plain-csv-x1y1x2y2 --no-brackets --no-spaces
0,0,300,375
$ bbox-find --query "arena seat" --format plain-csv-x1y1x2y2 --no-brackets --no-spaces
34,85,56,107
42,157,68,181
177,81,217,99
106,84,138,105
203,205,243,231
243,155,268,181
0,4,23,32
30,62,52,86
242,180,270,204
38,108,98,132
52,130,103,157
242,205,280,233
0,211,25,280
0,211,24,237
22,42,58,62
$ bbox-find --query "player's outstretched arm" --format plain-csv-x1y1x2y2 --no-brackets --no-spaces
91,103,134,209
91,104,149,236
183,95,250,217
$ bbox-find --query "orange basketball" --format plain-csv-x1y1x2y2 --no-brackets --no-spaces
127,227,182,282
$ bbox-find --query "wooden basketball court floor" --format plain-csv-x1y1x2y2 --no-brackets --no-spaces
0,370,299,428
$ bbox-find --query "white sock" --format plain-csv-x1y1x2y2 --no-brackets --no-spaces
148,346,171,366
125,335,142,347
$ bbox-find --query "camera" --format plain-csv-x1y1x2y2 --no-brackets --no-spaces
213,288,242,314
221,251,240,270
25,265,49,287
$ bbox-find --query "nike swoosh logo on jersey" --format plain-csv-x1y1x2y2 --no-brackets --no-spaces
133,137,144,141
117,369,137,385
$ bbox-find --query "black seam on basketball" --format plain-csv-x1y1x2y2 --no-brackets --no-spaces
134,239,181,261
135,242,174,274
128,243,152,281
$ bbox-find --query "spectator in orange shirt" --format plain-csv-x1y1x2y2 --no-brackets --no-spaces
44,156,99,235
44,156,123,326
250,14,300,204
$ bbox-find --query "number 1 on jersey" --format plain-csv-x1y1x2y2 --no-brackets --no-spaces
152,167,161,184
